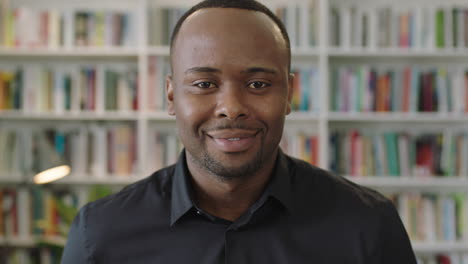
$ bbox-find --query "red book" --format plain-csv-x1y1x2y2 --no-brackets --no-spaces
416,137,434,176
402,67,411,112
464,72,468,112
437,255,451,264
311,136,318,166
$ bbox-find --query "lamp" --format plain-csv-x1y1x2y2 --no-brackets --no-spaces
33,132,71,184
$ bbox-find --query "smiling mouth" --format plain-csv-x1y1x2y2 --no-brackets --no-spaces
206,129,260,153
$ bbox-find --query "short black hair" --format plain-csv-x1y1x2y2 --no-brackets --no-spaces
169,0,291,70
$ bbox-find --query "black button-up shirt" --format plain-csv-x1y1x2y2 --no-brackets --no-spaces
61,150,417,264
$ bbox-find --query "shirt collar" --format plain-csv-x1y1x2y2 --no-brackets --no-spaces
170,149,294,226
170,151,194,226
266,149,294,213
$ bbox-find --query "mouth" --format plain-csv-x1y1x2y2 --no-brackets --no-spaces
206,129,260,153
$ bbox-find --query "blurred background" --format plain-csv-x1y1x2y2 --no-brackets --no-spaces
0,0,467,263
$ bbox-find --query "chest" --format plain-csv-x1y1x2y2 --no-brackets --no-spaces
93,218,381,264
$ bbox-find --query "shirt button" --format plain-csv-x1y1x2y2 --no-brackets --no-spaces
196,210,202,215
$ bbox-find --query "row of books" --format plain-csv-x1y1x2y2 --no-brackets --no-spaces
329,5,468,49
280,132,319,166
147,56,170,111
271,2,318,48
330,130,468,178
386,192,468,243
145,128,183,175
0,125,137,179
1,248,60,264
330,65,468,113
418,254,468,264
0,0,135,48
0,187,79,239
0,63,138,112
147,2,318,48
291,66,319,112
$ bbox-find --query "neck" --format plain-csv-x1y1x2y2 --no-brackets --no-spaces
187,151,277,222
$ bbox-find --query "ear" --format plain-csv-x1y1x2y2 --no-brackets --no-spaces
166,75,175,116
286,73,294,115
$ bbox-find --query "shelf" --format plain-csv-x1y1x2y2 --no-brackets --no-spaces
147,46,320,57
347,176,468,192
328,112,468,122
147,46,170,56
286,112,321,122
0,111,140,121
0,236,67,248
146,111,176,121
0,47,139,58
53,175,143,186
328,47,468,58
412,242,468,254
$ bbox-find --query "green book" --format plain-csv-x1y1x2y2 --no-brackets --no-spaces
384,132,400,176
105,70,118,110
435,9,445,48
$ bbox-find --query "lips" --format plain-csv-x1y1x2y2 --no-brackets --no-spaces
206,129,260,153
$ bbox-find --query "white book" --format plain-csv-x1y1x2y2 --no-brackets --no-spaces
54,68,65,113
11,131,21,175
437,68,448,113
427,7,436,50
413,7,422,49
16,188,30,240
63,9,74,48
368,9,377,49
90,125,107,178
422,197,436,242
95,64,105,113
353,8,362,48
445,7,453,48
398,133,410,177
390,6,399,48
453,69,465,113
311,69,319,112
48,9,60,49
340,7,351,49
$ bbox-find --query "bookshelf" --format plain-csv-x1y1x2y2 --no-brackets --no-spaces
1,0,468,262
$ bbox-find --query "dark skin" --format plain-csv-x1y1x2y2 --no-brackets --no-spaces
166,8,293,221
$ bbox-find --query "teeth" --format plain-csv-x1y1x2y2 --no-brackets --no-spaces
228,138,241,141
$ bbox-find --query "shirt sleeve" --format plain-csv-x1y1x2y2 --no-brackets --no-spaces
61,205,92,264
380,200,417,264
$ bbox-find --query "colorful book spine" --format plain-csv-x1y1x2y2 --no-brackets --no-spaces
329,5,468,49
330,129,468,178
331,65,468,113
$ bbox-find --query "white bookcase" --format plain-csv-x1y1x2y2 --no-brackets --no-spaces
1,0,468,262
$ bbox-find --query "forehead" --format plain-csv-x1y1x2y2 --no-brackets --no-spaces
171,8,288,74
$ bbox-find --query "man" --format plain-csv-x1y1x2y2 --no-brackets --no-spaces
61,0,417,263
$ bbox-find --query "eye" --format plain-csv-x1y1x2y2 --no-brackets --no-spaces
248,81,269,89
194,81,216,89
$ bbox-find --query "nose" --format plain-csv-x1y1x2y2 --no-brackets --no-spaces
214,86,249,120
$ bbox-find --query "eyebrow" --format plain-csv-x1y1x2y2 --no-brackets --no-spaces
185,67,220,74
242,67,278,75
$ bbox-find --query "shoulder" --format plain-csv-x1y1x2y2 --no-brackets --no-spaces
78,165,176,236
286,155,393,216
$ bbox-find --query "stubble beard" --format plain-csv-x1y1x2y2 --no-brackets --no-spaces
189,139,265,181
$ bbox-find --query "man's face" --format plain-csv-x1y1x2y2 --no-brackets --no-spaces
167,8,292,179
